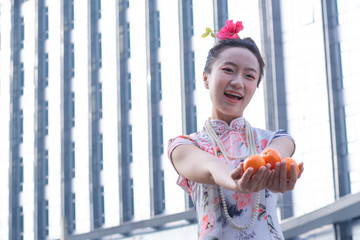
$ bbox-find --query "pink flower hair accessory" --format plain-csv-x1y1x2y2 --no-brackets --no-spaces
201,20,244,40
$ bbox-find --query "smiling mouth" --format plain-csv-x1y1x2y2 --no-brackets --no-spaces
224,91,243,101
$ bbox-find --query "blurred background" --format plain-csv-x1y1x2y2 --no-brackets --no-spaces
0,0,360,239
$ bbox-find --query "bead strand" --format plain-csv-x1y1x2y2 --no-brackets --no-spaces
219,187,260,230
204,118,260,231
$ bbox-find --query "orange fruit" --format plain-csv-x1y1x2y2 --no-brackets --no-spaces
244,154,266,177
260,148,281,169
284,157,299,179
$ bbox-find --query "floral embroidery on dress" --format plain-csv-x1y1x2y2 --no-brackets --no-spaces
234,230,256,240
233,192,252,210
257,203,267,221
256,139,268,153
267,215,282,240
199,210,215,238
226,200,245,218
265,189,271,198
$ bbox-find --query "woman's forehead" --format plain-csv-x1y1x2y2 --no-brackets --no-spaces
215,47,259,69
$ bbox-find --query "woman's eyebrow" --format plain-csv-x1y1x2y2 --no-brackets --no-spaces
221,61,237,67
246,68,258,73
221,61,258,73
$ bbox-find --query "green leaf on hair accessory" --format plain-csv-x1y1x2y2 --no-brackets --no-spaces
201,32,210,38
202,27,215,38
201,20,244,40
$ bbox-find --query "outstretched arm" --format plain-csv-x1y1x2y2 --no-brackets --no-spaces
171,144,271,193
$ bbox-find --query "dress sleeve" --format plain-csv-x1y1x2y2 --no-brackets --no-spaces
167,135,198,160
272,129,296,156
167,135,198,195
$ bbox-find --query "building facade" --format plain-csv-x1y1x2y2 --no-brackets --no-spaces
0,0,359,239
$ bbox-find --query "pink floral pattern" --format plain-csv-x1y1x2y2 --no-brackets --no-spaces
233,192,252,210
168,117,294,239
199,210,215,238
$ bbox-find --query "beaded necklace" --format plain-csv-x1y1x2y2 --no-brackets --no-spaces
204,118,260,230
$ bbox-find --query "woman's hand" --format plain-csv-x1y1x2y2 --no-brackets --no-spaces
266,161,304,193
230,162,272,193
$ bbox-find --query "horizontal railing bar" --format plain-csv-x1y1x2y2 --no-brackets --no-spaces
281,192,360,239
67,209,197,240
66,192,360,240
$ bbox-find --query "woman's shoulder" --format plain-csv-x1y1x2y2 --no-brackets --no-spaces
252,127,276,138
167,128,218,158
168,128,210,145
253,127,292,138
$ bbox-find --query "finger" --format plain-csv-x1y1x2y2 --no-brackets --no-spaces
242,167,253,183
231,164,243,180
236,168,254,193
261,165,272,182
279,161,287,190
297,162,304,178
239,162,245,173
267,162,280,188
265,163,272,171
252,166,270,192
266,170,275,188
259,167,272,190
273,162,281,180
287,164,298,189
251,166,266,182
244,167,265,192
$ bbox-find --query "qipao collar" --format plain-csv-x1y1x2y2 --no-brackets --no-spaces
208,117,247,136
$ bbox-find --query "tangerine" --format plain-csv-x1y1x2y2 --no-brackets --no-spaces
261,148,281,169
244,154,266,177
284,157,299,179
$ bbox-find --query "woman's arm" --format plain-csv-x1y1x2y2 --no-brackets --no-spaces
171,144,271,193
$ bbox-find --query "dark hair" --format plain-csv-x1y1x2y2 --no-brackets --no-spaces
203,38,265,87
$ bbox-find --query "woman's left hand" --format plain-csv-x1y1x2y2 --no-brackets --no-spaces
266,161,304,193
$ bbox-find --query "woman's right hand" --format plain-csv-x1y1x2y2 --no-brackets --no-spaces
230,162,272,193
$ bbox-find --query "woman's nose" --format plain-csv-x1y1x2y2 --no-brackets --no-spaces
231,74,244,88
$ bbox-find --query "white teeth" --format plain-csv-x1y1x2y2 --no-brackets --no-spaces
225,91,242,98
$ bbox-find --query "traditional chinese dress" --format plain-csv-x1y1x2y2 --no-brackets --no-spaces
168,117,294,240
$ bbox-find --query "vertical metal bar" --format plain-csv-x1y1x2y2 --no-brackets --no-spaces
88,0,104,229
259,0,294,220
213,0,228,30
117,0,134,223
321,0,350,238
145,0,165,217
9,1,23,239
321,0,350,201
178,0,196,210
259,0,288,129
34,0,49,238
179,0,196,136
61,0,76,235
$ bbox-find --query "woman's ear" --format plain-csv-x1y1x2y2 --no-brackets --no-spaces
203,71,209,89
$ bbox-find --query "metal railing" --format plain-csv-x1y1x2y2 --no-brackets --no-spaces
65,192,360,240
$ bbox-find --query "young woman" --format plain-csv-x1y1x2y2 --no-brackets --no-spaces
168,21,303,239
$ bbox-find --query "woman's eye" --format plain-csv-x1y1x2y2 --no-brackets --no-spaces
247,74,256,80
223,68,233,73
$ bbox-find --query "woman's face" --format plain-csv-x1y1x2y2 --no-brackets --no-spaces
203,47,260,123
